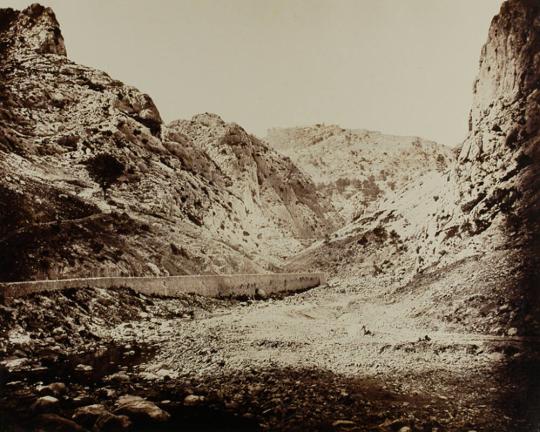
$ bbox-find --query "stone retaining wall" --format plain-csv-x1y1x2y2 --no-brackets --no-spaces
0,273,327,303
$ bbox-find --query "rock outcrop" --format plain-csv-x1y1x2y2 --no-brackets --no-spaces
0,4,66,56
459,0,540,238
169,114,337,254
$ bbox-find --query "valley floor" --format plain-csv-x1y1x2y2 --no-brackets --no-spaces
1,270,539,431
108,280,539,431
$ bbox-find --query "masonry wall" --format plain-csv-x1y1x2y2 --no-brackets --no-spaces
0,273,327,303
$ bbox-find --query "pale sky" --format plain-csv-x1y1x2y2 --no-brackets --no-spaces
8,0,503,146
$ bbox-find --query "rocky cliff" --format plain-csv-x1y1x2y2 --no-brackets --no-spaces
167,114,337,260
266,125,454,221
459,0,540,240
0,4,335,281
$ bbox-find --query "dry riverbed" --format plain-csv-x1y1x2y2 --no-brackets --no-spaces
0,283,539,431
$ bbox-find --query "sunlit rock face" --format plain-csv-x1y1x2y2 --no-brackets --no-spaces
266,125,454,222
285,0,540,345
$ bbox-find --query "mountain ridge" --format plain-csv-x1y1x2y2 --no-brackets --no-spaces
266,124,455,221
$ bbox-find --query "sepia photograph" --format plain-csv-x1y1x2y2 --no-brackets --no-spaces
0,0,539,430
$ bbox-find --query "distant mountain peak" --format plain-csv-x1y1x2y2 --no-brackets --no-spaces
266,125,453,221
190,112,226,127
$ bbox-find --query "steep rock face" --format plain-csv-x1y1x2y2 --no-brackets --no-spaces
459,0,540,236
266,125,454,221
0,3,253,280
0,4,334,281
168,115,337,252
289,0,540,336
399,0,540,269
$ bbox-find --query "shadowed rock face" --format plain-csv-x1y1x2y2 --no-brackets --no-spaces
457,0,540,346
460,0,540,235
0,4,336,281
469,2,540,421
415,0,540,268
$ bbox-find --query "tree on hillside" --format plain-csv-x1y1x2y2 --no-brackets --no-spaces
84,153,125,198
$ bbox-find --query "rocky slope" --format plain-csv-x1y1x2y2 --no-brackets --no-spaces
0,4,335,281
167,114,337,261
288,0,540,338
266,126,454,221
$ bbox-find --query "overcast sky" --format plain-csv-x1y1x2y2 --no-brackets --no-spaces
9,0,503,146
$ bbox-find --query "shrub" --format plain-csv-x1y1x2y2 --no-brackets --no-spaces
361,175,382,201
373,225,387,240
0,186,33,237
84,153,125,198
389,229,400,243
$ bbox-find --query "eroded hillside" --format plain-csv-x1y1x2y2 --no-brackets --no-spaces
267,125,454,221
167,114,337,262
0,4,335,281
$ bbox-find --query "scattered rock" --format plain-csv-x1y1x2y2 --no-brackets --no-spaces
37,382,67,397
72,404,110,427
507,327,518,336
94,412,132,432
71,394,95,407
378,418,407,431
105,371,130,383
1,357,29,369
332,419,355,427
97,388,117,399
74,364,93,372
36,413,85,432
255,288,268,299
183,394,206,406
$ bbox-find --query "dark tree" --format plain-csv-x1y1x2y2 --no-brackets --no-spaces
0,186,33,237
84,153,125,198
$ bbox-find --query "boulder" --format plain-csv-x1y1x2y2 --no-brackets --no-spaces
94,412,132,432
114,395,170,422
72,404,109,427
183,394,206,406
255,288,268,299
36,414,84,432
37,382,67,397
104,371,130,383
32,395,59,412
507,327,518,336
74,364,93,373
